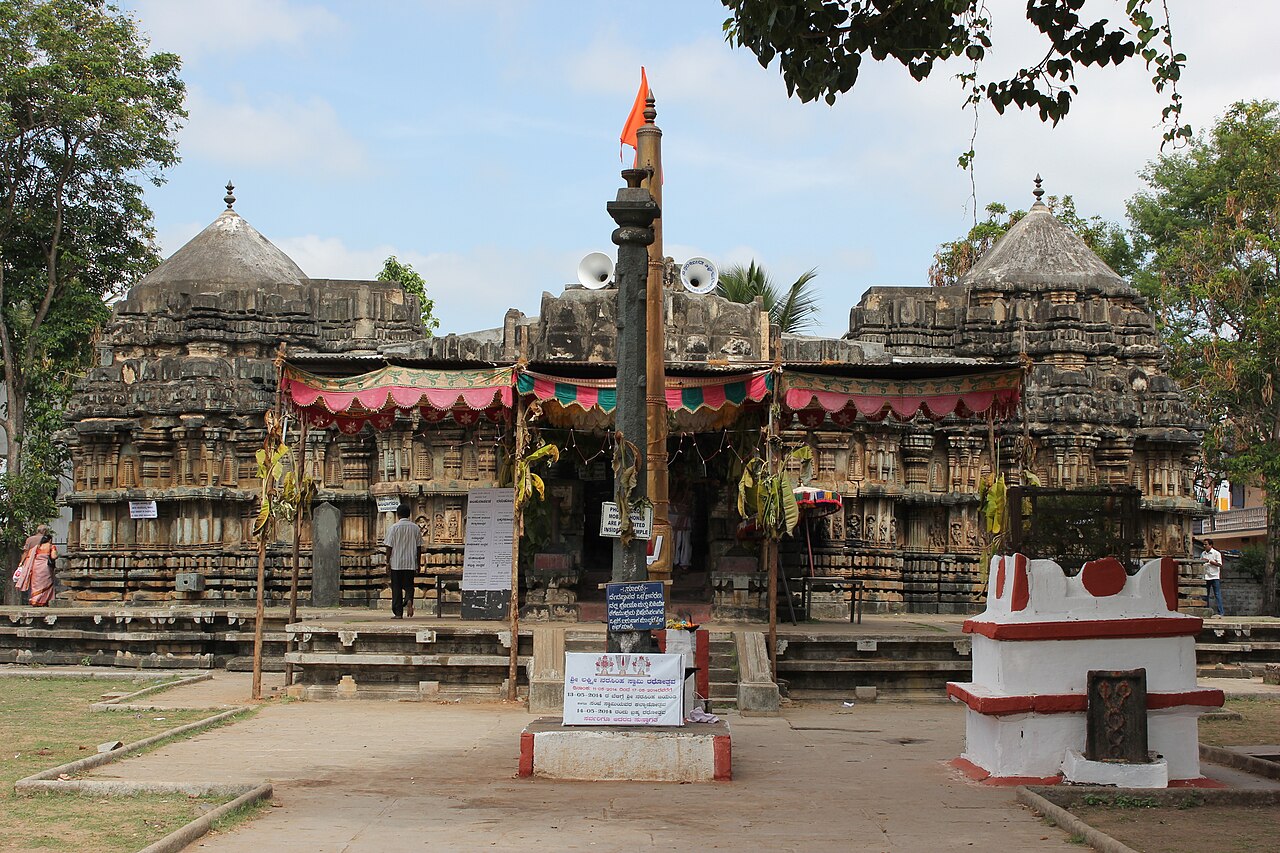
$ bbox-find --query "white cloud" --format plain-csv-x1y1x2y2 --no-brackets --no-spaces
180,88,369,176
129,0,339,59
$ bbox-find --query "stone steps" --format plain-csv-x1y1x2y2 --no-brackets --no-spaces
1195,621,1280,671
286,623,532,695
774,633,972,699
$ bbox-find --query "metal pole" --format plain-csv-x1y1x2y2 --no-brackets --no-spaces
636,95,672,584
507,394,526,701
607,168,659,654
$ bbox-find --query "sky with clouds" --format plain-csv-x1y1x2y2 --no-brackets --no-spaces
120,0,1280,339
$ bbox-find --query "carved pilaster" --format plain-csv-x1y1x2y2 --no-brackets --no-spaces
900,432,934,489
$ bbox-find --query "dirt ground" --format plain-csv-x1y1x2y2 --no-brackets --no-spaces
82,687,1081,853
1069,801,1280,853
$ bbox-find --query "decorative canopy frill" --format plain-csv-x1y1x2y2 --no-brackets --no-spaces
517,369,772,414
793,486,843,517
281,364,514,433
781,368,1022,424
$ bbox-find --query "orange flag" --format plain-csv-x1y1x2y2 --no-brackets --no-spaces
619,67,649,162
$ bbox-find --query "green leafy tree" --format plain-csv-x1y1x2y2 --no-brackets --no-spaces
715,260,820,334
930,195,1138,287
0,0,185,600
1127,100,1280,614
721,1,1189,147
377,255,439,335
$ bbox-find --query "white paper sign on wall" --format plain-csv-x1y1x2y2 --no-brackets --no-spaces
562,652,684,726
461,487,515,591
375,495,403,513
129,500,158,519
598,502,652,540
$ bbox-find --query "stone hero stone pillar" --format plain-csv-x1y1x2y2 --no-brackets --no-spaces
607,169,659,654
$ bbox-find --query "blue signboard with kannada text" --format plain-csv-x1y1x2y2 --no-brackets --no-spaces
605,581,666,631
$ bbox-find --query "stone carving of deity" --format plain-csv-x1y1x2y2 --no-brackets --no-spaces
950,521,963,549
865,515,877,543
434,512,446,543
888,517,897,546
928,520,946,552
848,514,861,541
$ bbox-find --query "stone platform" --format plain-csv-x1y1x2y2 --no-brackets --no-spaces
518,716,731,782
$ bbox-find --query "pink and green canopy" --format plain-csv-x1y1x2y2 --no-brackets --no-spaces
517,369,772,414
281,364,514,432
782,368,1022,422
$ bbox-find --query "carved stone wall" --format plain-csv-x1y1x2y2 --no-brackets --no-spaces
62,198,1205,617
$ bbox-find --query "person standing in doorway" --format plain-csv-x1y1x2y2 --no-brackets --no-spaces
1202,539,1224,617
384,504,422,619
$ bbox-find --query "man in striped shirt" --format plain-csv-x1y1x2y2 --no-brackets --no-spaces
384,504,423,619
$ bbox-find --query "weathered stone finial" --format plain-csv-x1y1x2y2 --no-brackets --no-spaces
622,168,648,189
224,181,236,210
644,92,656,125
1033,174,1045,204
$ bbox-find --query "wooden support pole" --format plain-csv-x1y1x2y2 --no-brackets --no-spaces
637,95,671,583
286,416,308,687
507,395,527,702
766,399,779,681
252,533,267,700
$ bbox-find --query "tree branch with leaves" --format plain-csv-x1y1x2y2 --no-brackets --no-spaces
721,1,1189,148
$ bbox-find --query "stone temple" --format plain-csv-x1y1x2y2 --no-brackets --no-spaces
61,185,1204,620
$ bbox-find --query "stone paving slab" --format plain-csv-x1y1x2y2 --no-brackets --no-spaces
85,699,1082,852
1200,676,1280,698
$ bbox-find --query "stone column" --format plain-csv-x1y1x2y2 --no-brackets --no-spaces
607,168,659,654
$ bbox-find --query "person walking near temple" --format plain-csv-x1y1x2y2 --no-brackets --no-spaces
384,504,423,619
13,523,49,605
14,532,58,607
1202,539,1224,617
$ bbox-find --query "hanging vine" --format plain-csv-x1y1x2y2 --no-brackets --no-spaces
611,430,650,546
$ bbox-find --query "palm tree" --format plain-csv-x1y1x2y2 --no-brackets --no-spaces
714,261,820,334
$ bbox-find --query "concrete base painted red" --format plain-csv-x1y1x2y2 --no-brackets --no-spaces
517,717,731,782
950,757,1231,789
950,757,1062,787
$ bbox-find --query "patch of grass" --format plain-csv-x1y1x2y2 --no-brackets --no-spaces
0,677,232,853
1082,793,1160,809
1199,697,1280,747
1071,802,1280,853
209,796,272,832
1068,832,1088,844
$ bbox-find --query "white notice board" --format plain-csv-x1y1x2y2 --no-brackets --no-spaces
562,652,684,726
129,500,158,519
461,487,515,591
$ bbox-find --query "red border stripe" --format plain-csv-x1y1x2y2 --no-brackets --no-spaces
947,683,1224,716
963,616,1202,641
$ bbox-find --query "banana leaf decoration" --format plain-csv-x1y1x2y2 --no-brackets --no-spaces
514,442,560,507
736,445,809,541
254,433,319,538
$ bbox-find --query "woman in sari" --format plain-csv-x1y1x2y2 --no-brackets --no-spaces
15,533,57,606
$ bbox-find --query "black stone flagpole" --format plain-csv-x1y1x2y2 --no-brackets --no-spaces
607,168,659,654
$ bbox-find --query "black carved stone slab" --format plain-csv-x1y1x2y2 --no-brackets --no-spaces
461,589,509,621
1085,669,1149,763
